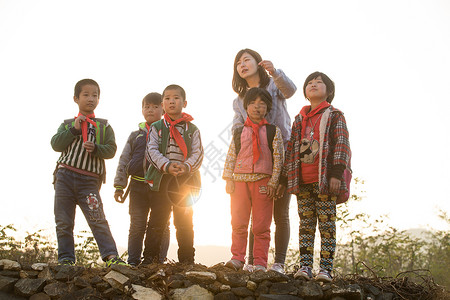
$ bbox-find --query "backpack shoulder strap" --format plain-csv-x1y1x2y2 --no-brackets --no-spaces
233,127,244,156
265,124,276,155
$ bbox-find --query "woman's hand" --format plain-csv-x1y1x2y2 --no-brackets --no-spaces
259,60,277,76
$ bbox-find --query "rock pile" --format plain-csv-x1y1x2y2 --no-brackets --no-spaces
0,259,446,299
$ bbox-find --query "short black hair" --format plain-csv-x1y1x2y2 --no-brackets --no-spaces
74,79,100,98
142,92,162,107
303,72,335,103
162,84,186,101
243,87,272,113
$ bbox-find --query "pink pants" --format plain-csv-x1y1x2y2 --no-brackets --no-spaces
230,178,273,267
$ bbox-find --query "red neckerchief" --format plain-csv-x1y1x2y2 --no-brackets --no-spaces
244,117,269,164
164,113,194,159
145,123,151,141
75,113,97,142
300,101,330,138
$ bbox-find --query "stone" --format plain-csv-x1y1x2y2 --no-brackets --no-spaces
185,271,217,284
231,286,253,298
104,270,130,291
43,281,69,298
326,284,363,300
269,282,298,295
0,259,21,271
74,276,91,288
217,271,249,287
364,284,381,296
37,267,53,282
131,284,162,300
0,270,20,278
220,284,231,292
172,284,214,300
0,291,27,299
169,280,185,289
297,281,323,299
247,280,258,291
255,280,272,296
90,275,104,285
96,281,111,292
111,264,141,282
53,265,84,282
214,291,238,300
60,287,97,300
29,292,51,300
31,263,48,271
259,295,304,300
380,292,394,300
0,275,18,292
249,271,289,284
19,270,39,279
14,278,46,297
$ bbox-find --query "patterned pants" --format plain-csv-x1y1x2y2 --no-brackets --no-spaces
297,183,336,271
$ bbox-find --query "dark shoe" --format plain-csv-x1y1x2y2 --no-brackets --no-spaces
105,256,128,267
225,259,244,271
58,259,75,266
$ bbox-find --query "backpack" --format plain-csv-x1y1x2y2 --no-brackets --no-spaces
233,124,277,156
336,161,352,205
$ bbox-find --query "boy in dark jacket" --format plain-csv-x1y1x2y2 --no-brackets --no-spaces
113,93,169,266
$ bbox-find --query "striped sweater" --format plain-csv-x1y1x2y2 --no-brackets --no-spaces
51,118,117,180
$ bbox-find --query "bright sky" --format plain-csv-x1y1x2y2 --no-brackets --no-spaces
1,0,449,262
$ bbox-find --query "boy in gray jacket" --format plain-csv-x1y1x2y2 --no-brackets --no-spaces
113,92,169,266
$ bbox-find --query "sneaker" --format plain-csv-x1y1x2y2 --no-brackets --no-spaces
253,265,267,272
243,264,254,272
294,266,313,280
106,256,128,267
269,262,285,274
225,259,244,271
58,260,75,266
315,268,333,283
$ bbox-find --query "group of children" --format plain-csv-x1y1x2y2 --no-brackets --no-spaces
51,48,351,283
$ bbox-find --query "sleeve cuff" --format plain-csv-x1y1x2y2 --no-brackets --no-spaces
329,164,346,179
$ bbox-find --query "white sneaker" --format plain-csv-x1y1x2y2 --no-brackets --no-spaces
269,262,286,274
253,265,267,272
243,264,254,272
315,268,333,283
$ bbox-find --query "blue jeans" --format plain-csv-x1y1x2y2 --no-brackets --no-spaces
128,180,170,265
54,168,118,262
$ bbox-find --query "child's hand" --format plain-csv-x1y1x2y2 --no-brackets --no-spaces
329,177,341,195
226,180,235,194
74,115,86,130
267,186,275,199
168,163,182,176
276,184,286,199
83,141,95,153
258,60,276,76
114,190,125,203
177,163,188,176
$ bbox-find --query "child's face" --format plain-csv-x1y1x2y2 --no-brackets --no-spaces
74,84,99,115
162,88,186,119
236,52,258,80
246,96,267,123
305,76,328,101
142,102,163,124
